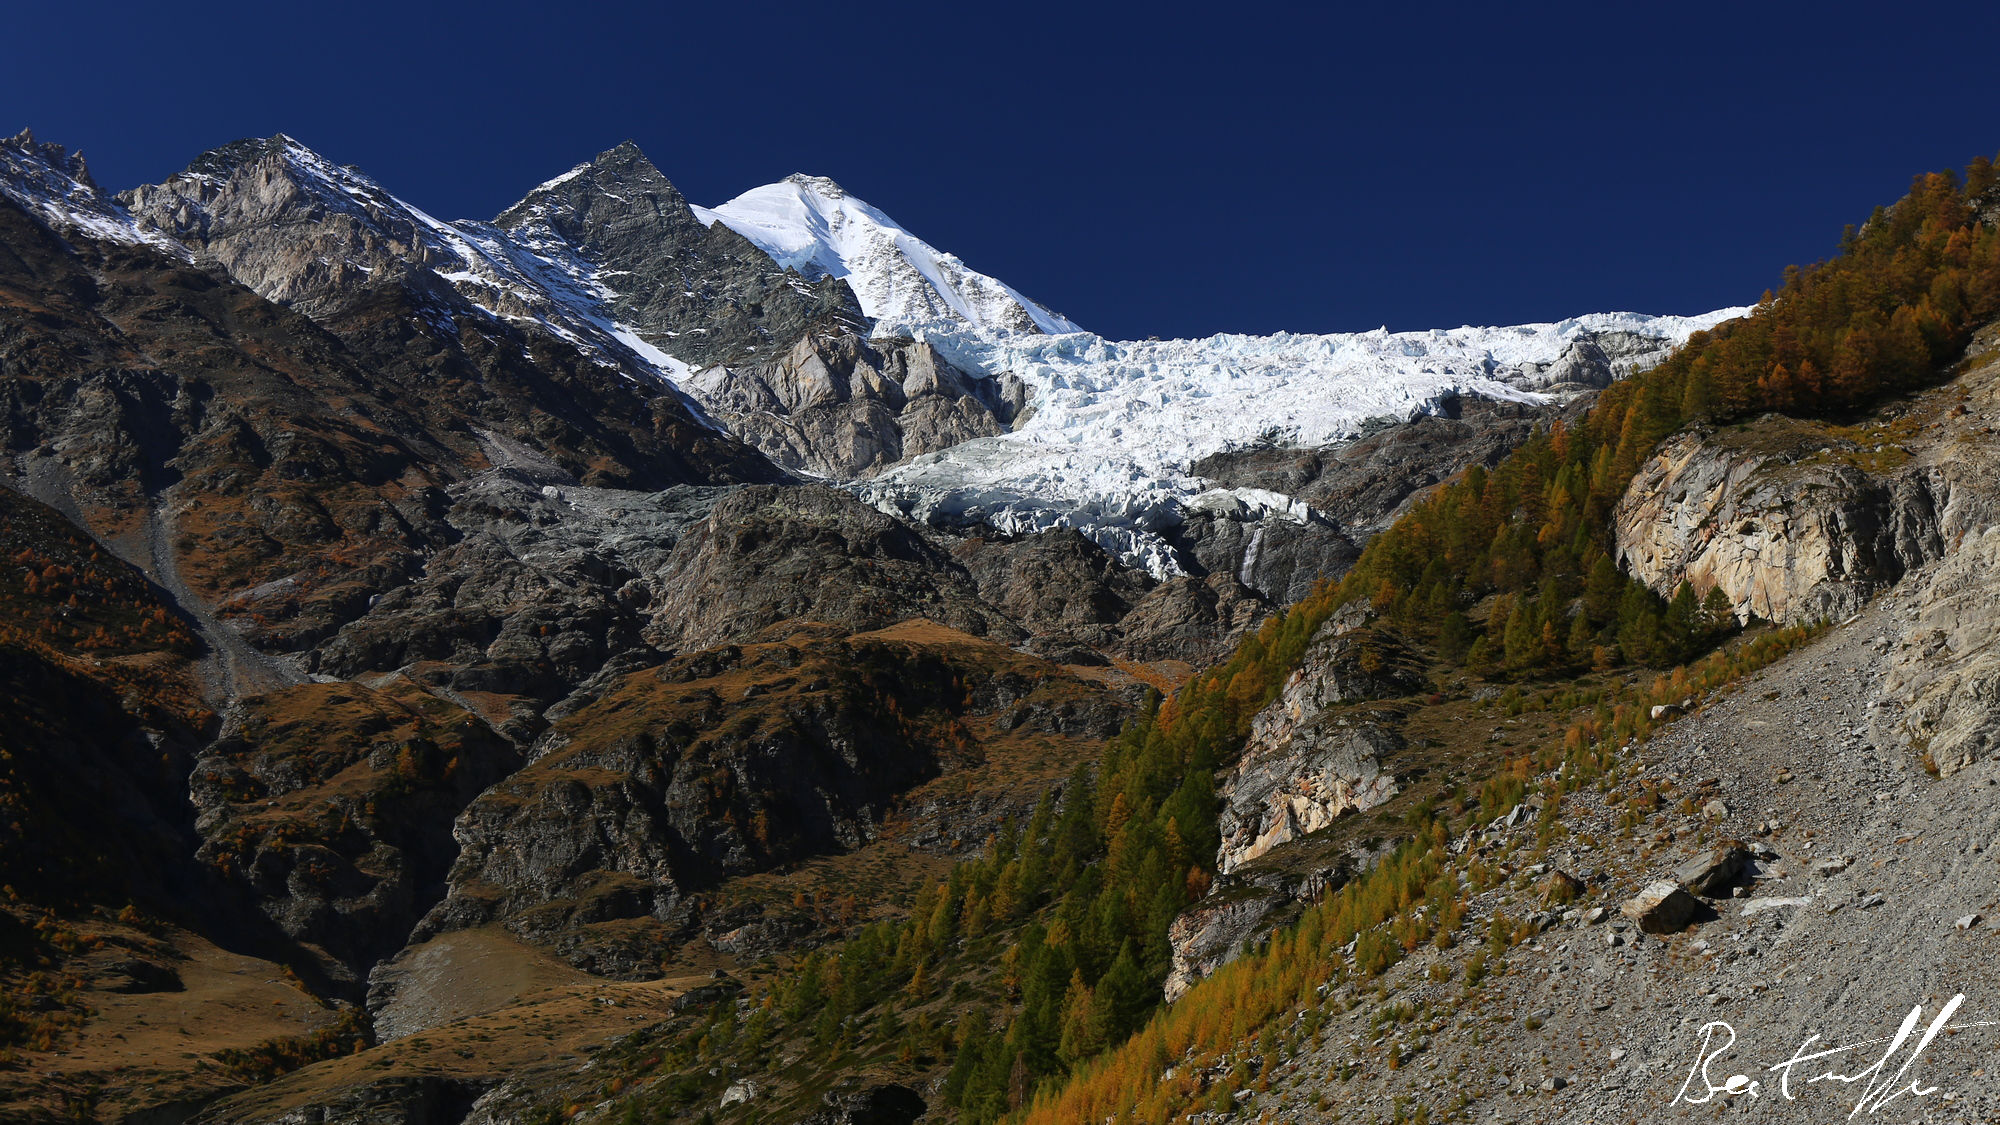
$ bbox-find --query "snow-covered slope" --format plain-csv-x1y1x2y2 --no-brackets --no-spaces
693,174,1083,338
857,309,1748,574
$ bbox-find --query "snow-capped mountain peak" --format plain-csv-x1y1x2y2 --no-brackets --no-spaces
692,174,1084,339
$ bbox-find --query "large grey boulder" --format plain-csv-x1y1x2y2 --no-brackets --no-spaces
1673,843,1751,897
1620,881,1700,934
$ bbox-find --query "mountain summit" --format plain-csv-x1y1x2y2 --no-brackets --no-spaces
692,172,1085,338
493,143,863,369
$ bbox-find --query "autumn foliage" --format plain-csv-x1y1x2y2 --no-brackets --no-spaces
1340,159,2000,674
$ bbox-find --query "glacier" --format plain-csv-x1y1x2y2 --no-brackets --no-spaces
678,166,1745,574
848,310,1746,574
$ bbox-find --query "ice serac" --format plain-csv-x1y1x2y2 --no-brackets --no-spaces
693,173,1083,339
856,309,1747,577
683,173,1745,579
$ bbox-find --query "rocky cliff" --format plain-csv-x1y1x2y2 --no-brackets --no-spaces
685,333,1028,478
1162,612,1427,1001
491,142,865,369
1193,395,1560,540
1233,387,2000,1122
1613,328,2000,623
1215,621,1422,873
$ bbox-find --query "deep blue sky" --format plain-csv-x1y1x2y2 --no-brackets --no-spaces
8,2,1999,340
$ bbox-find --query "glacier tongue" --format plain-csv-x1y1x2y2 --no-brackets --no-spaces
854,309,1748,577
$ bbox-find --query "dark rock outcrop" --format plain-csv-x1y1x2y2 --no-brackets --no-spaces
417,628,1131,974
1193,395,1553,541
1110,574,1271,667
952,527,1153,638
189,681,521,983
794,1083,926,1125
644,484,1021,652
1172,510,1359,606
494,140,864,369
189,1075,492,1125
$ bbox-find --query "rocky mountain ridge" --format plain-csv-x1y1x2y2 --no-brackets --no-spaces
30,129,1740,581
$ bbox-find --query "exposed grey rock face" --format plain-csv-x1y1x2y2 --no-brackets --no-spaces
1513,329,1685,391
1880,524,2000,776
1612,337,2000,624
1218,720,1400,875
1163,889,1286,1003
1214,619,1420,872
493,142,864,369
1173,510,1359,606
118,135,863,432
1162,615,1427,999
1613,428,1936,623
1608,328,2000,620
950,527,1153,639
121,135,491,321
1164,833,1384,1003
1109,574,1271,667
687,332,1027,477
307,470,727,722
